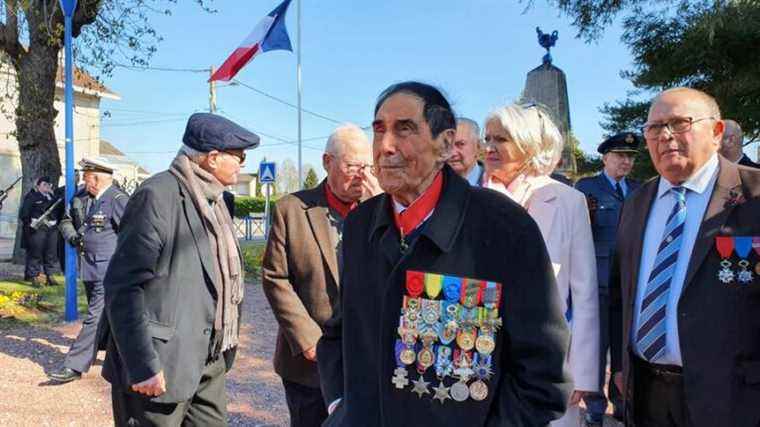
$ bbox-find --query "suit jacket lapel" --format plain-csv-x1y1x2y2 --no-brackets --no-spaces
179,183,219,295
682,157,742,292
626,178,659,302
596,173,622,201
306,202,340,286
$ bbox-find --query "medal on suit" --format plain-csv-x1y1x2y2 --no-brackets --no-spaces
715,236,735,284
439,302,459,344
392,342,411,389
475,325,496,355
734,237,754,284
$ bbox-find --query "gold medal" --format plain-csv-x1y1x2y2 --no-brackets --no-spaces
469,379,488,401
417,347,435,370
456,328,476,351
475,332,496,355
424,273,443,299
400,348,416,365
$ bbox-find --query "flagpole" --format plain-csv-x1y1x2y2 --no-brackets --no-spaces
297,0,303,189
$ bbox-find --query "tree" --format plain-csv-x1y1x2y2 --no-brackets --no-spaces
277,158,299,195
0,1,212,260
546,0,760,176
303,167,319,189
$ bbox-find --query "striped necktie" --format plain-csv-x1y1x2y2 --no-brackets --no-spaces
635,186,687,361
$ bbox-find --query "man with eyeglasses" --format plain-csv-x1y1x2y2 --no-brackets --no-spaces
102,113,259,425
575,132,641,426
610,87,760,427
262,123,380,427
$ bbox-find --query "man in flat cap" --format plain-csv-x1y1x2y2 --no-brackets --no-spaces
49,157,129,383
575,132,641,426
103,113,258,425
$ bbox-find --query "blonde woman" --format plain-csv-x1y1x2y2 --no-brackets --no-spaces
482,103,599,427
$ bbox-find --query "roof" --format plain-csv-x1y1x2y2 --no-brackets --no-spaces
55,66,120,100
99,140,150,175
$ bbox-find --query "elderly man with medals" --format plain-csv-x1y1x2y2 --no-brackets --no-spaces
317,81,572,427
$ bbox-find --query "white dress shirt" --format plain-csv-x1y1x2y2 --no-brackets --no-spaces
631,153,719,365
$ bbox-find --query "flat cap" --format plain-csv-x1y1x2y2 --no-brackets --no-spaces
597,132,642,154
79,156,115,174
182,113,260,153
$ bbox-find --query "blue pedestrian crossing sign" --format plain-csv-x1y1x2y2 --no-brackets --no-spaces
259,162,277,184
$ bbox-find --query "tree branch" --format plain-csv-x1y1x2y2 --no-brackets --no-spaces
72,0,102,37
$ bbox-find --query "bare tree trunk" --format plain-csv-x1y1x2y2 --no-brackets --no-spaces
11,42,61,264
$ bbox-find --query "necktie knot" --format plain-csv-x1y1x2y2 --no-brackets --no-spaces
671,186,687,204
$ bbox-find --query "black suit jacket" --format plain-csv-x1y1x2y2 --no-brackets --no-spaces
739,154,760,169
317,165,572,427
102,171,238,403
612,156,760,426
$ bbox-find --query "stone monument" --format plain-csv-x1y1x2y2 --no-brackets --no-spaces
519,27,577,174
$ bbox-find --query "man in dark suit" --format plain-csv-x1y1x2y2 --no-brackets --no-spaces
262,123,380,427
102,113,259,426
719,119,760,169
575,132,641,426
448,117,484,186
49,159,128,383
317,81,571,426
611,87,760,426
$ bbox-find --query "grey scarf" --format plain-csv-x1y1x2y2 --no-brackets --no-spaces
170,154,244,354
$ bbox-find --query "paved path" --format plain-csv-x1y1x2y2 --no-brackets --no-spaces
0,280,288,426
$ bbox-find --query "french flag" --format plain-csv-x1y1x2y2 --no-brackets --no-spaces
209,0,293,82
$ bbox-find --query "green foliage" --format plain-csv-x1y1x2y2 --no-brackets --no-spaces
0,276,88,325
303,167,319,189
241,242,266,280
234,196,268,218
546,0,760,173
572,145,602,179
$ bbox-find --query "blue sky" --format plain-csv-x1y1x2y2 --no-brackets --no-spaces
98,0,640,177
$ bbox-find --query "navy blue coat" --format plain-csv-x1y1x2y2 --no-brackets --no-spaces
60,185,128,282
575,173,640,291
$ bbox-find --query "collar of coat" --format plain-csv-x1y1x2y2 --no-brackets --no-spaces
369,164,469,254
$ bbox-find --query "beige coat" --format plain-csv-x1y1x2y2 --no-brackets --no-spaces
262,182,340,388
486,175,600,393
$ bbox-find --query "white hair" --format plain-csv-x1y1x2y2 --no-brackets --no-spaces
457,117,481,141
485,103,564,176
325,123,369,156
178,144,209,164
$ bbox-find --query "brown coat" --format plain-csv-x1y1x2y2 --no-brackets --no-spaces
612,156,760,426
262,181,340,388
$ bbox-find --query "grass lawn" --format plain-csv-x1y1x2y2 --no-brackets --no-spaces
0,275,88,327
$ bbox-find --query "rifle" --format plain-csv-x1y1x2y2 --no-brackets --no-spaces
30,197,62,230
0,176,22,210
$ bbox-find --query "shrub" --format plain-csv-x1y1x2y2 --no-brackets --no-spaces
234,196,268,218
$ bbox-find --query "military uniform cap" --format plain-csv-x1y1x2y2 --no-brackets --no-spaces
182,113,260,153
79,156,116,174
597,132,642,154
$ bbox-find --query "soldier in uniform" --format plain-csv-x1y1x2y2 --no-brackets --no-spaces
574,132,641,426
19,176,62,286
48,157,129,383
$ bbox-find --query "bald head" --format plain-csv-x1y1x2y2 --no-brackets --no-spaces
645,87,724,184
719,119,744,162
650,87,721,120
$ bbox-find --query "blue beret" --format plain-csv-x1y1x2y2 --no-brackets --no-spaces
182,113,260,152
597,132,642,154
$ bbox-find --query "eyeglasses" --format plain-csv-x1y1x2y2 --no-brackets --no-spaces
641,117,715,139
222,150,246,164
341,162,372,176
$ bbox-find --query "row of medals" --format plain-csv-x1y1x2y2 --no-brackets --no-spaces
715,237,760,284
392,273,502,404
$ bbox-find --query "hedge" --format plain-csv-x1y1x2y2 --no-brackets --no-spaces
233,196,269,218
